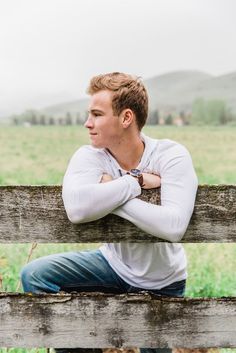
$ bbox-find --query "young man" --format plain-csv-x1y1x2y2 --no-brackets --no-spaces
21,72,198,353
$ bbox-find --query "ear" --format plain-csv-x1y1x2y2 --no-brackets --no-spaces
120,109,134,128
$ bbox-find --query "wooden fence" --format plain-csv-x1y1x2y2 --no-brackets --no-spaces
0,185,236,348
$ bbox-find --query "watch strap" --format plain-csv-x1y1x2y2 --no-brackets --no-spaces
127,171,144,187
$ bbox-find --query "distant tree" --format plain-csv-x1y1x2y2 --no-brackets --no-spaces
58,117,64,125
83,111,88,123
206,100,228,125
29,112,37,125
165,114,173,125
148,110,159,125
12,116,19,125
179,110,189,125
76,112,82,124
191,98,231,125
191,98,206,124
48,116,55,125
21,110,35,125
65,112,72,125
39,115,46,125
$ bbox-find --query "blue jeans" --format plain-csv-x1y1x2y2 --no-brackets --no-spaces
21,249,186,353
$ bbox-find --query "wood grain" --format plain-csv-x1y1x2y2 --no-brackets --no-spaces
0,185,235,242
0,292,236,348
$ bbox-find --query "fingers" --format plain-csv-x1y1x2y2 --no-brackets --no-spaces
100,174,113,183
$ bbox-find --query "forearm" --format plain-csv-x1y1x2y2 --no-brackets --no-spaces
62,175,141,223
112,157,198,242
112,198,189,242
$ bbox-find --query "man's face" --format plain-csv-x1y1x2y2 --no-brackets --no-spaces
85,90,123,149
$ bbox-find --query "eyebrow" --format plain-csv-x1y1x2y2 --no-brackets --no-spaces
88,109,104,114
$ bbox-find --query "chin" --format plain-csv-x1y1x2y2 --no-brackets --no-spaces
91,141,104,149
90,137,110,149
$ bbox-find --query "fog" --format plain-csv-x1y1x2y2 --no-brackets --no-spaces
1,0,236,117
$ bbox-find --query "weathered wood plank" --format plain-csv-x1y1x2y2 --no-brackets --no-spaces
0,185,236,242
0,292,236,348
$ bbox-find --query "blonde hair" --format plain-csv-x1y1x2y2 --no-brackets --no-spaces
87,72,148,130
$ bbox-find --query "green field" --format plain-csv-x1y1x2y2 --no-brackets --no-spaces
0,125,236,352
1,125,236,185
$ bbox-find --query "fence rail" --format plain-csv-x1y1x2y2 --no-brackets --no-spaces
0,185,236,243
1,292,236,348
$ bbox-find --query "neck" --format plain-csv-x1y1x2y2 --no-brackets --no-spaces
107,132,145,171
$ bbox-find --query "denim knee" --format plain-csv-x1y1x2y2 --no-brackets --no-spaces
20,260,43,293
21,258,60,294
21,262,35,292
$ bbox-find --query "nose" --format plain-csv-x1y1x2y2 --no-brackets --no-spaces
84,114,94,129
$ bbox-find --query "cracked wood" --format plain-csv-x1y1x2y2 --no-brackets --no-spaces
0,185,235,242
0,292,236,348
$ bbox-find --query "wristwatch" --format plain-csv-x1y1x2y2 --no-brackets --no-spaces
127,168,144,187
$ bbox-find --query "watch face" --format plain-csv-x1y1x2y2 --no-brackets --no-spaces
130,168,142,177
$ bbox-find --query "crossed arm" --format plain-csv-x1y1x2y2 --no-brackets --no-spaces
101,172,161,189
62,145,198,242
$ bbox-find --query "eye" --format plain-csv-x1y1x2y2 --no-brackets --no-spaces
88,110,103,118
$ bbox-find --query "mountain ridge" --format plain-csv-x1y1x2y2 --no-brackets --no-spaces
40,70,236,117
2,70,236,121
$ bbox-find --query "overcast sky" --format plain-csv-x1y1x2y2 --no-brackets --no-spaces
1,0,236,117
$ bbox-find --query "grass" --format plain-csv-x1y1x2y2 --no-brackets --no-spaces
144,125,236,184
1,125,236,185
1,242,235,298
0,125,236,352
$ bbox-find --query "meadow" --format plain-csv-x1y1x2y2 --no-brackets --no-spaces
1,125,236,185
0,125,236,353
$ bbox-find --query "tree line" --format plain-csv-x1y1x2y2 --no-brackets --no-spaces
12,111,82,126
11,99,235,126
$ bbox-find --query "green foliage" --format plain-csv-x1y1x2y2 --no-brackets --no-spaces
165,114,173,125
191,98,232,125
0,243,97,292
148,110,159,125
184,244,236,297
10,109,85,126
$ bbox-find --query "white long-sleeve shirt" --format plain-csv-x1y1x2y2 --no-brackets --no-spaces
62,133,198,289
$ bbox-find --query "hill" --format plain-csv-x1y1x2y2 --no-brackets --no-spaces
188,72,236,112
145,70,213,111
40,97,89,121
40,70,236,119
3,70,235,123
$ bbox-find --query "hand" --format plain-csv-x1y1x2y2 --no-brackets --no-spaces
100,173,113,183
142,172,161,189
